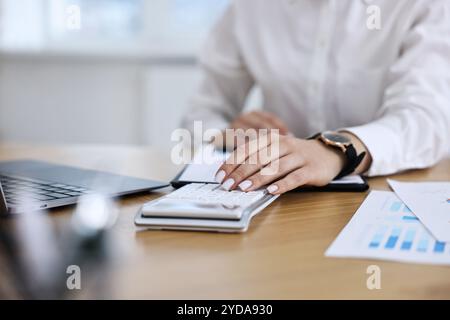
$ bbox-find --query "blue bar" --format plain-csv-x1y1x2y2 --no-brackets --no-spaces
401,242,413,250
369,226,388,249
401,229,416,251
417,238,429,253
402,216,419,222
385,236,399,249
390,202,402,212
369,242,380,248
369,233,383,248
385,228,401,249
434,242,446,253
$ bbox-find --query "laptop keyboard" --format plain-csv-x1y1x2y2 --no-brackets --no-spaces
0,175,90,206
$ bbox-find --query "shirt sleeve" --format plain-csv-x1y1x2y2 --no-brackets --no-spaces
181,2,255,134
345,2,450,176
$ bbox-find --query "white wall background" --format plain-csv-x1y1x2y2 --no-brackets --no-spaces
0,0,233,149
0,54,201,148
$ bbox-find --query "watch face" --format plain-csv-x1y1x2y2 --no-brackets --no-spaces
322,132,351,144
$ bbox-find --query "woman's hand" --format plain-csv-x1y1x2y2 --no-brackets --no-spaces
214,134,346,194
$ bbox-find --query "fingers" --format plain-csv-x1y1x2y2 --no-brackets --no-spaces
266,168,310,195
249,112,277,129
227,132,271,165
231,119,253,131
218,143,292,190
216,134,283,187
231,111,290,135
255,111,290,135
243,154,305,191
236,112,274,132
236,117,263,131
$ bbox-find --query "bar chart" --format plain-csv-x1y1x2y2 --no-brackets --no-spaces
388,180,450,243
326,191,450,265
367,198,447,254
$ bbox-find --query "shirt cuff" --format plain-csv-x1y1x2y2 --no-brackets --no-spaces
343,121,400,177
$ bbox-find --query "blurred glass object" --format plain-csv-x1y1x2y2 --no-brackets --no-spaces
1,184,120,298
72,193,119,238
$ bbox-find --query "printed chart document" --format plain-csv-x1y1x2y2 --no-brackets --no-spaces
388,180,450,242
326,191,450,266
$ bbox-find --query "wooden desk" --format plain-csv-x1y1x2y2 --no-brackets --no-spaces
1,143,449,299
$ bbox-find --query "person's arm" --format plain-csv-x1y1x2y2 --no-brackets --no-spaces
214,2,450,194
181,3,254,134
344,2,450,176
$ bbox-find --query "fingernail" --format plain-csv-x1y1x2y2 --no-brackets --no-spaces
238,180,253,191
267,185,279,194
215,170,226,183
221,178,235,191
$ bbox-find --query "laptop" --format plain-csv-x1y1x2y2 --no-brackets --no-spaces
0,159,169,215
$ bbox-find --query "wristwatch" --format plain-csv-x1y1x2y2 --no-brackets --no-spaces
309,131,366,179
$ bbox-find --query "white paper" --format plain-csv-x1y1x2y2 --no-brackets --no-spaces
388,179,450,242
326,191,450,266
178,145,365,185
178,145,229,183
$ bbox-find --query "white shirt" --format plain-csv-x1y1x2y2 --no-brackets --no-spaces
182,0,450,176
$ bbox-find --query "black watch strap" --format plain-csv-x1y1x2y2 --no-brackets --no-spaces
308,133,366,179
337,144,366,179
